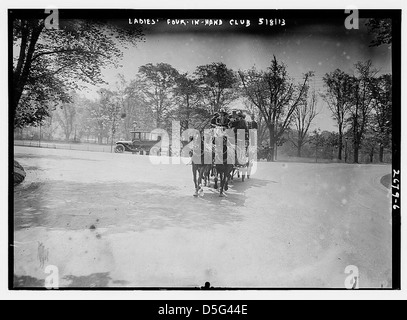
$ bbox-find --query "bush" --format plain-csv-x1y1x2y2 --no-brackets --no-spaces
14,160,26,186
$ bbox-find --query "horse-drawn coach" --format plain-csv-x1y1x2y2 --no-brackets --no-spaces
191,109,257,197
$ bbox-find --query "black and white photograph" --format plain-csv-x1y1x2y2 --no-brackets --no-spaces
7,4,402,295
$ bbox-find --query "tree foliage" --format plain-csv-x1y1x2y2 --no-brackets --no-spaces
366,18,392,47
239,56,314,161
195,62,240,114
347,61,378,163
12,15,143,128
171,73,211,131
322,69,353,160
54,92,78,141
371,74,392,161
137,63,180,128
290,89,319,157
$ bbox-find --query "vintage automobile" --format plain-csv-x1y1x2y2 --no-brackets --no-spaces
114,130,162,155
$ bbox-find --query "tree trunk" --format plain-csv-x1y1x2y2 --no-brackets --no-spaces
353,143,359,163
338,134,343,160
379,145,384,163
13,22,44,113
297,145,302,158
268,125,275,162
344,142,348,163
268,144,275,162
14,21,29,90
156,111,161,129
65,130,70,141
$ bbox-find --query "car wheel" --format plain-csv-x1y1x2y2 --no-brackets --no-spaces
115,144,125,153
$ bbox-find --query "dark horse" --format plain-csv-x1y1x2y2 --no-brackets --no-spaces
215,163,234,197
191,130,234,197
192,163,212,197
213,135,234,197
191,134,213,197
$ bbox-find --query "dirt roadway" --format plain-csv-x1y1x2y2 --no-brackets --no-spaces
13,146,392,288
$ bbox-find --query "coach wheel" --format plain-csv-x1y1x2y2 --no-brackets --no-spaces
115,144,125,153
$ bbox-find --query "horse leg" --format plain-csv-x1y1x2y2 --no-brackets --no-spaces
220,168,227,192
226,165,234,191
225,168,231,191
219,170,226,197
202,166,207,186
198,167,206,195
203,166,210,187
193,165,199,197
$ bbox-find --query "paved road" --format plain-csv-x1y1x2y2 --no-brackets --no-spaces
13,146,392,288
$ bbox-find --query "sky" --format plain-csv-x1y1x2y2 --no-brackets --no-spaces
85,16,392,131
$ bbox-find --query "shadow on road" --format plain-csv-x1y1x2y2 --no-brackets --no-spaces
14,272,130,288
15,153,101,162
192,176,276,208
14,176,276,233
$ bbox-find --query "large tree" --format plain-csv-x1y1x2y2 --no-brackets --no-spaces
195,62,240,114
239,56,313,161
172,73,210,132
112,74,140,141
76,98,95,143
290,88,319,157
137,63,180,128
12,14,143,128
40,107,59,141
244,99,268,147
124,79,156,135
371,74,392,162
54,93,77,141
322,69,354,160
361,130,379,163
87,89,117,144
348,61,378,163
